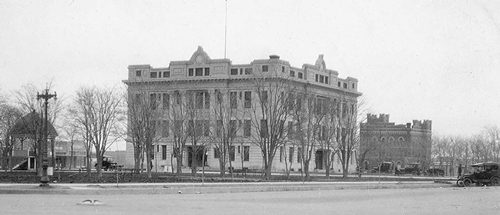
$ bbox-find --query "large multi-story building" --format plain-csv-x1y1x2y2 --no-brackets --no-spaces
123,46,360,173
359,114,432,171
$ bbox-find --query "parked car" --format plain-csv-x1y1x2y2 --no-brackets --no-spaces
95,157,118,171
371,162,393,173
396,163,422,176
456,162,500,187
426,168,445,176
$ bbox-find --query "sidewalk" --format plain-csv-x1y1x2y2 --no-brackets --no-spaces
0,180,455,195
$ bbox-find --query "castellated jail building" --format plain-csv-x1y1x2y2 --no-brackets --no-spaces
123,46,361,173
359,114,432,171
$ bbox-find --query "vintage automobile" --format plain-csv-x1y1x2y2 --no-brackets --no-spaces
456,162,500,187
426,168,445,176
395,163,422,176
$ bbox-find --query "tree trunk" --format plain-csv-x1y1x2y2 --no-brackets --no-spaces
69,141,74,169
303,162,310,181
218,156,226,177
176,154,183,176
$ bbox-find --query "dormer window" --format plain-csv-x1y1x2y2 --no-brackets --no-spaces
262,65,268,72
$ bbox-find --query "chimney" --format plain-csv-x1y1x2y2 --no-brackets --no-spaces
269,55,280,60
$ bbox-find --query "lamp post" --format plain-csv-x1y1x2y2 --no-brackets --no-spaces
37,88,56,187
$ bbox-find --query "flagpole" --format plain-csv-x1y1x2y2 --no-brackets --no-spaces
224,0,228,59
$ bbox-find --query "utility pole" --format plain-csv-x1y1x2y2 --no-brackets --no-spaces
37,88,56,186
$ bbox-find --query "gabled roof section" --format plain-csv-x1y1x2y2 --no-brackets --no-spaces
189,46,212,64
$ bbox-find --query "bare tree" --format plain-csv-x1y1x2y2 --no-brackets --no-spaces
209,89,241,177
0,104,23,171
249,75,293,179
168,90,190,176
73,86,124,179
126,88,163,178
337,93,361,178
291,89,327,180
13,82,64,168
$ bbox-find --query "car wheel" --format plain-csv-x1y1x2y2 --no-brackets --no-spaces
491,177,499,186
456,180,464,187
463,178,472,187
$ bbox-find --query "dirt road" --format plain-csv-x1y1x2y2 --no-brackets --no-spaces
1,186,498,215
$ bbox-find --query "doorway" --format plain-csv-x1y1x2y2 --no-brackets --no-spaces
187,146,207,167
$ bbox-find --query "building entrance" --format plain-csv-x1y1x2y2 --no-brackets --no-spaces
187,146,207,167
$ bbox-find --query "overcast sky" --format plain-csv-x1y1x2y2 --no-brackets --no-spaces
1,0,499,139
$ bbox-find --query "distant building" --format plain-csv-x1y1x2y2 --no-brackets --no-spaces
123,46,361,173
359,114,432,171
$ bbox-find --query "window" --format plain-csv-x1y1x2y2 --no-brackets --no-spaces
161,145,167,160
244,68,252,75
325,77,329,84
136,70,142,77
244,120,251,137
162,93,169,110
338,82,341,87
163,71,170,78
319,75,324,83
214,147,220,158
187,120,194,136
162,120,169,137
261,91,268,104
231,68,238,75
150,72,157,78
343,83,348,89
150,93,157,110
135,94,142,104
297,147,302,163
216,120,223,137
281,66,285,73
289,70,295,77
204,67,210,76
289,147,294,163
195,68,203,76
193,91,210,109
188,68,194,76
244,91,251,108
352,83,356,89
240,68,243,75
230,92,237,109
229,146,235,161
243,146,250,161
174,91,181,104
260,119,268,138
229,120,237,137
315,74,319,82
280,146,283,162
298,72,303,79
262,65,268,72
287,121,294,139
203,120,209,136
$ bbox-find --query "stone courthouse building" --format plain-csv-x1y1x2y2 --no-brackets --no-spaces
359,114,432,171
123,46,360,173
